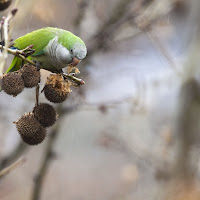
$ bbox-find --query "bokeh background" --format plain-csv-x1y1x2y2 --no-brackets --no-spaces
1,0,200,200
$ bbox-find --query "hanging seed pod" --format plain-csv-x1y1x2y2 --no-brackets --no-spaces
1,71,24,96
33,103,57,127
14,113,46,145
43,74,71,103
21,64,40,88
0,0,12,11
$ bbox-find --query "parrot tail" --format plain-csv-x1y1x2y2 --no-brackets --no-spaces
6,56,22,73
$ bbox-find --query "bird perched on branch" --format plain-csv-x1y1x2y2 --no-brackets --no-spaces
6,27,87,73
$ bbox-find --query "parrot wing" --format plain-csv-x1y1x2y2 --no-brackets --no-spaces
13,27,58,56
6,27,60,73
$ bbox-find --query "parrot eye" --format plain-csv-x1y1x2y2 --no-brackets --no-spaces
70,49,73,54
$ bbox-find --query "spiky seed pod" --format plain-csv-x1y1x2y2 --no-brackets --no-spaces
14,113,46,145
33,103,57,127
43,74,71,103
21,64,40,88
0,0,12,11
44,84,69,103
2,71,24,96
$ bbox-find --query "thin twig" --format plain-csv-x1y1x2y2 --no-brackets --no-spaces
31,105,64,200
35,84,40,106
0,8,18,75
0,157,26,178
74,0,89,35
0,141,27,170
86,0,133,56
0,44,36,66
62,73,85,86
146,31,181,76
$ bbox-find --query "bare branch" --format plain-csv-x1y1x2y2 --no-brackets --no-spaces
146,31,180,76
0,141,27,170
35,84,40,106
0,157,26,178
87,0,134,55
0,8,18,75
31,105,64,200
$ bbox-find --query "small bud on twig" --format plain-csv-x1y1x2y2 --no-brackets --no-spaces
11,8,18,16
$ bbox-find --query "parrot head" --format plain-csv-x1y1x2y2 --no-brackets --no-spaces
57,32,87,67
69,42,87,66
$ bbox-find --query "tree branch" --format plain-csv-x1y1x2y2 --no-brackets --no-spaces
31,104,64,200
0,157,26,178
0,140,27,170
0,8,18,75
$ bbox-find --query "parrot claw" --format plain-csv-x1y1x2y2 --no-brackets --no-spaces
0,40,4,46
33,60,41,71
16,45,35,58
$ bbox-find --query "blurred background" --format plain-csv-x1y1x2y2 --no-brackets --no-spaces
1,0,200,199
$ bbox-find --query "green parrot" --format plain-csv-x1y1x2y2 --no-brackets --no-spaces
6,27,87,73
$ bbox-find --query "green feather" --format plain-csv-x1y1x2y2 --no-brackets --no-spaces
13,27,56,55
13,27,84,55
33,50,45,56
58,30,85,50
6,56,22,73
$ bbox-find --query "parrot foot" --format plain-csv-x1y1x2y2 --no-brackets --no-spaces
33,60,41,71
21,60,24,68
16,45,35,57
0,40,4,46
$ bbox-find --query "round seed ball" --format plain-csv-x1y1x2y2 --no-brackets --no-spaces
21,64,40,88
2,71,24,96
14,113,46,145
0,0,12,11
43,74,70,103
44,84,69,103
33,103,57,127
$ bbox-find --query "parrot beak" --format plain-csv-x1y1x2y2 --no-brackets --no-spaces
71,57,80,66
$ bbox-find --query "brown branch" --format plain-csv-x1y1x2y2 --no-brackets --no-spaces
85,0,175,59
0,44,36,66
172,0,200,180
74,0,89,35
0,157,26,178
145,31,180,75
86,0,134,56
35,84,40,106
31,104,65,200
173,80,200,179
0,140,27,170
31,130,57,200
0,8,18,75
62,73,85,86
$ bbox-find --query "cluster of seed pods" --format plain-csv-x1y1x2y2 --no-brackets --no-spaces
1,64,71,145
